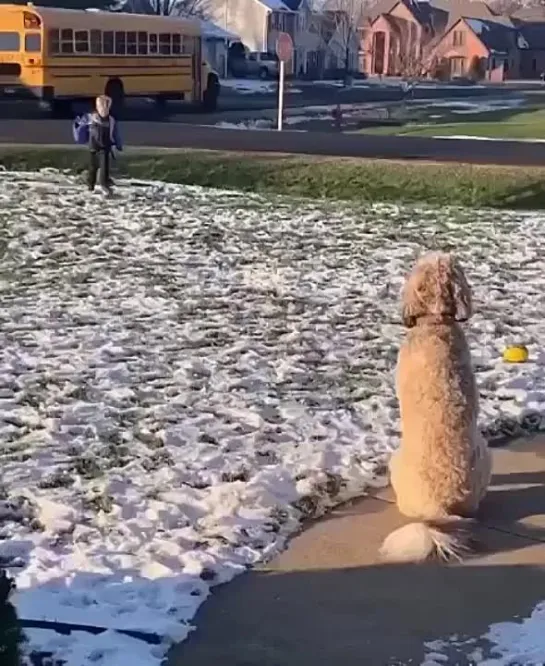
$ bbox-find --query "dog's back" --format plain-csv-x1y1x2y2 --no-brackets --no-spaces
395,321,480,518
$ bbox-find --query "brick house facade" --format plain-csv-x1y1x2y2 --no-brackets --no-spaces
359,0,545,81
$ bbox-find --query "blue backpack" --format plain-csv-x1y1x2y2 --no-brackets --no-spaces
72,115,90,145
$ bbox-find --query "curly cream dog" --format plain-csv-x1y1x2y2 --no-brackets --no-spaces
380,252,491,563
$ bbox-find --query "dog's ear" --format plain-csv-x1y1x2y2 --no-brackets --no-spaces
401,276,422,328
452,259,473,322
401,303,417,328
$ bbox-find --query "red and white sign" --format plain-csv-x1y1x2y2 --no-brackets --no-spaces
275,32,293,62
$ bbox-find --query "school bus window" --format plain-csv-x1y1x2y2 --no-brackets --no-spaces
115,31,126,54
60,29,74,54
149,33,158,54
0,32,20,51
25,33,41,53
172,33,181,54
103,31,114,54
90,29,102,54
48,28,59,53
75,30,89,53
127,31,137,55
159,33,171,54
137,31,147,54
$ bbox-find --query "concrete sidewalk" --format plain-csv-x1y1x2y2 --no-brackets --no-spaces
168,436,545,666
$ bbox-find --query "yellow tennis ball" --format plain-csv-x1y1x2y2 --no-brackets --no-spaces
503,345,529,363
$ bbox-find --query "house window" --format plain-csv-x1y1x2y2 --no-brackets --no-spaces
452,30,464,47
450,56,465,76
532,58,537,71
491,57,496,69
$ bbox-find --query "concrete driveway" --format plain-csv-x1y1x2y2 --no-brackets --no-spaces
167,435,545,666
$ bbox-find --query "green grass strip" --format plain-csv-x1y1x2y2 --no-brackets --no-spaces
1,146,545,210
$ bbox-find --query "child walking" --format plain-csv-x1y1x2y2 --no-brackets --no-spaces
73,95,123,194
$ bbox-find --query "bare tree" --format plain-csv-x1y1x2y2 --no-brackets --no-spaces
321,0,370,75
394,23,438,81
112,0,209,18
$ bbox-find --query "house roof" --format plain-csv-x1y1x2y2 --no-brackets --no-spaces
462,16,516,54
199,19,239,41
282,0,303,10
518,21,545,49
254,0,291,11
365,0,492,35
511,6,545,23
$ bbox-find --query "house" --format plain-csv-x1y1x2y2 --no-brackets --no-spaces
512,13,545,79
207,0,300,72
359,0,545,81
207,0,359,77
320,10,360,74
360,0,450,77
200,20,240,77
433,16,519,82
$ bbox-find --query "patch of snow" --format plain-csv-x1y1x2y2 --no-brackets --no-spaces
422,601,545,665
415,83,486,89
2,171,545,665
221,79,302,95
422,97,525,114
434,134,545,142
213,119,272,130
517,33,530,49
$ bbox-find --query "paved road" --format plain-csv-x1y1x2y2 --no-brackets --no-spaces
0,80,515,120
1,119,544,166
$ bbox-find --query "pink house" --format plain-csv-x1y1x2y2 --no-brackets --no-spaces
359,0,541,81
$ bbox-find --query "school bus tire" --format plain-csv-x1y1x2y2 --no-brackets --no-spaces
42,99,72,118
202,74,219,112
105,78,125,117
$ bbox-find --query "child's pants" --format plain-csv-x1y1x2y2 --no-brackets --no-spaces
88,150,111,190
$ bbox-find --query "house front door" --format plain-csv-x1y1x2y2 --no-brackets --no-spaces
450,56,466,78
372,31,385,75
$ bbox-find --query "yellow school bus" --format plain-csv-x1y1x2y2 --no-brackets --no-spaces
0,3,220,114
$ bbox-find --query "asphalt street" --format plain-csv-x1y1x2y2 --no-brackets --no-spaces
1,119,544,166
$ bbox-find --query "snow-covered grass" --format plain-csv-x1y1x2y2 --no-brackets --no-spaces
220,78,301,95
434,135,545,143
423,601,545,665
212,103,390,130
2,170,545,665
421,97,526,115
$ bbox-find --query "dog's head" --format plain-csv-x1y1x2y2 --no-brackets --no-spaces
401,251,472,328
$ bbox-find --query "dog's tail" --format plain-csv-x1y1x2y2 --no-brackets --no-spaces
379,517,474,564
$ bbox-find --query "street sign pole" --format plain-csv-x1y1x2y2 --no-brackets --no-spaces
277,59,285,131
275,32,293,132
